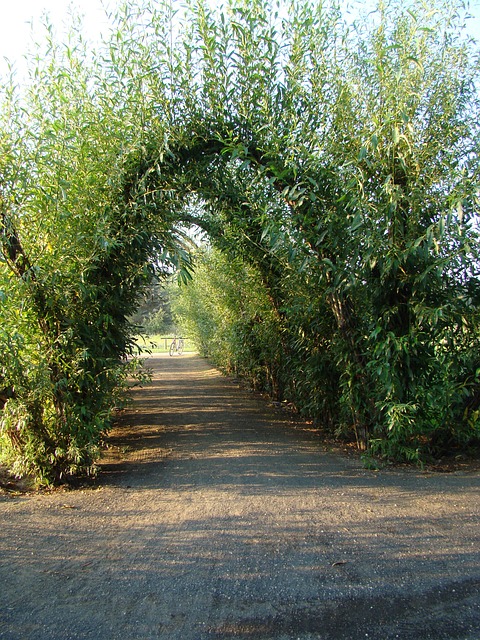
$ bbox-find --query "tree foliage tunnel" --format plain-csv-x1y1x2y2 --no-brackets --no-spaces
0,0,479,482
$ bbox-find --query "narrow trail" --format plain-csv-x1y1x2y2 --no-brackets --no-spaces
1,354,479,640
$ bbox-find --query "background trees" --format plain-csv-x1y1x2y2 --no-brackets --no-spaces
1,0,479,483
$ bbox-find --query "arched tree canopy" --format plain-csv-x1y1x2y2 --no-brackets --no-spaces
1,0,479,483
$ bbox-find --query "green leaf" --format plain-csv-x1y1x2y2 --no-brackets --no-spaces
358,146,367,161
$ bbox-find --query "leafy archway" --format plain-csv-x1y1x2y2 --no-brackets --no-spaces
1,0,479,483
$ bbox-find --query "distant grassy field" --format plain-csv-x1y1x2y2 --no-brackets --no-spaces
134,334,195,354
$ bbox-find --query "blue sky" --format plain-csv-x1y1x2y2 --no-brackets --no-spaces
1,0,479,79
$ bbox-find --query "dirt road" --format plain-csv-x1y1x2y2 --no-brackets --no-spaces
1,353,479,639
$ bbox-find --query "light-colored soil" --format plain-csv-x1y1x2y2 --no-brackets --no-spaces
1,353,479,640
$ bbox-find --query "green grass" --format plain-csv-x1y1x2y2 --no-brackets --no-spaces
134,334,195,354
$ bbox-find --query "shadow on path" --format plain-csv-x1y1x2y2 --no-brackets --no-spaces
1,354,479,640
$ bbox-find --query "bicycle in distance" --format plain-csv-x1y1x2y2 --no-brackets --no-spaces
169,336,184,356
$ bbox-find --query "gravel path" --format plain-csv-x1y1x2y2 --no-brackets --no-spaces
1,353,479,640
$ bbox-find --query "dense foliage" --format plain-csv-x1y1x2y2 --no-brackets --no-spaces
0,0,479,482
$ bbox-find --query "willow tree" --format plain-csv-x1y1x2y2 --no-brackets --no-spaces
168,0,480,457
0,0,479,483
167,0,478,457
0,9,191,482
323,2,480,456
